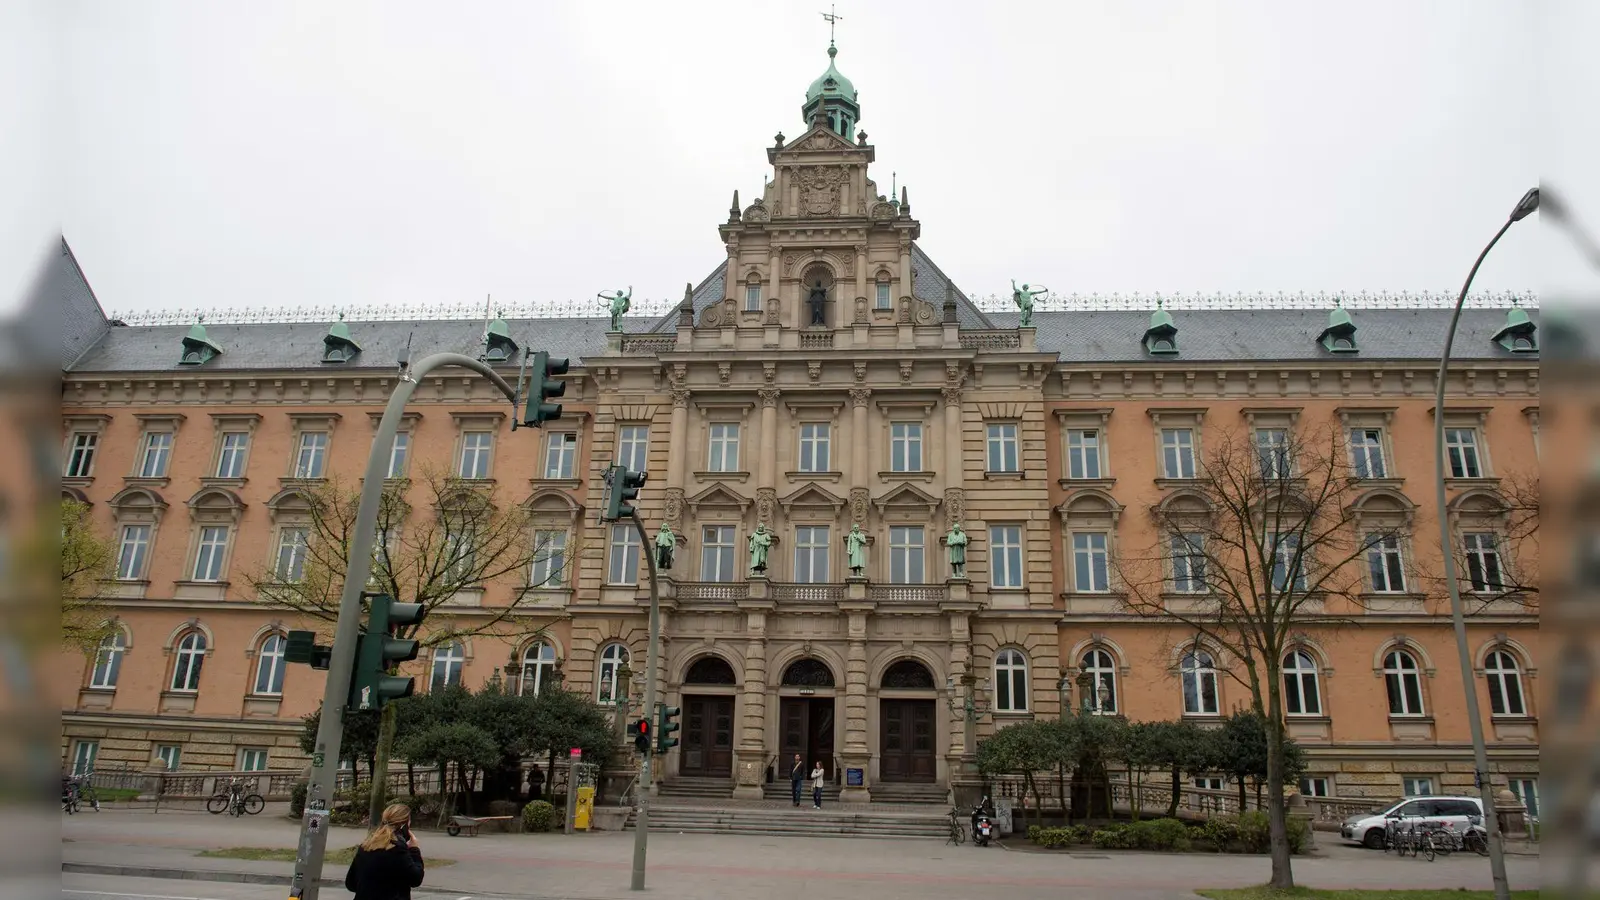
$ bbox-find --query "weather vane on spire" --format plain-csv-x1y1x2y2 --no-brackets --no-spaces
821,5,843,44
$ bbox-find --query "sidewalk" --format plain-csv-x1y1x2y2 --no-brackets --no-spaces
62,808,1548,900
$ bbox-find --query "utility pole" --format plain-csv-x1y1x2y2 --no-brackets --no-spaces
288,352,524,900
628,507,661,892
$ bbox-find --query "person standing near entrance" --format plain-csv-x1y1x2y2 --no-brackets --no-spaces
810,761,826,810
789,754,805,808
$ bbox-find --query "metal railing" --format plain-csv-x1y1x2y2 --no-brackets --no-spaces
87,767,299,805
984,770,1384,828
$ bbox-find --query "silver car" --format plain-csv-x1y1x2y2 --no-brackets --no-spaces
1340,796,1484,849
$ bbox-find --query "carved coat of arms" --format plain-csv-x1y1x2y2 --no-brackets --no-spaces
797,166,844,217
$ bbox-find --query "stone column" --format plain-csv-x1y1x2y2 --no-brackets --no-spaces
732,605,772,799
849,387,871,527
941,385,965,526
665,389,690,534
756,388,780,527
854,244,868,308
724,240,739,302
839,605,873,802
768,250,781,311
896,235,912,301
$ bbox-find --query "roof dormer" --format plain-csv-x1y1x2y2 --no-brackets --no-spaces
1142,300,1179,356
178,317,222,366
322,314,362,364
1492,302,1537,354
1317,301,1358,353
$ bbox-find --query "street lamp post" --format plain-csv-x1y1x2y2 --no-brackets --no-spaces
945,660,990,771
1434,187,1538,900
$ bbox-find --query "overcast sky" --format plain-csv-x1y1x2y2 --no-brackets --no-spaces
8,1,1578,316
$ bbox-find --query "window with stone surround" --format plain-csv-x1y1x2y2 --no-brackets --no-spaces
1150,409,1206,482
888,526,925,584
707,422,741,472
238,748,270,772
1071,532,1110,593
207,413,261,482
458,432,494,479
72,740,98,776
106,488,166,592
90,631,126,689
294,431,329,478
192,526,230,582
1170,532,1208,593
530,529,568,587
431,642,465,691
1162,428,1196,478
181,488,245,593
793,525,831,583
615,425,649,474
608,523,640,585
275,527,309,582
1483,649,1527,717
1080,648,1118,715
1181,647,1219,715
253,633,287,696
62,418,107,480
994,648,1029,713
216,433,249,478
385,432,411,479
138,431,174,478
700,525,737,582
1383,650,1425,716
986,422,1020,473
989,524,1024,589
154,745,181,771
1366,534,1407,593
1068,429,1102,479
1243,408,1300,482
170,630,207,692
519,641,557,697
875,273,892,310
1282,650,1322,716
116,524,152,580
543,432,578,479
1402,776,1434,797
890,422,923,472
1433,407,1494,480
745,278,762,313
596,643,630,705
1463,532,1504,593
797,423,831,473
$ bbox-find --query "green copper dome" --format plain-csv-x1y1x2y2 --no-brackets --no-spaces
806,44,857,104
1149,306,1175,331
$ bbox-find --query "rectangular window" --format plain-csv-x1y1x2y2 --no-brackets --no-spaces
1402,776,1434,797
1170,532,1207,593
608,523,640,584
216,432,249,478
543,432,577,479
1463,533,1503,592
1067,429,1101,479
745,284,762,312
990,525,1024,588
65,433,98,478
707,423,741,472
530,530,567,587
793,526,831,583
890,422,923,472
1366,534,1406,593
238,748,270,772
987,422,1020,473
1270,532,1307,592
797,423,831,472
875,282,891,310
1255,428,1291,479
1299,777,1331,798
1161,428,1197,478
192,526,229,582
443,529,476,583
1509,779,1539,819
458,431,493,479
1072,532,1110,592
294,432,328,478
888,526,925,584
72,740,98,776
385,432,410,479
275,527,309,582
1350,428,1387,479
139,431,173,478
616,425,649,473
154,744,182,771
1193,776,1225,792
1444,428,1482,478
700,525,737,582
116,524,151,580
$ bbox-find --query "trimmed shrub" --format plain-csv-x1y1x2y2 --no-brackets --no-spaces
521,800,557,833
1128,818,1190,851
1028,827,1078,849
1090,824,1135,849
290,781,308,818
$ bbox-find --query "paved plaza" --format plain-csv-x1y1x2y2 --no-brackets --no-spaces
59,808,1550,900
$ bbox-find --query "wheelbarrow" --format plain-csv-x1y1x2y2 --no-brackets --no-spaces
445,814,513,836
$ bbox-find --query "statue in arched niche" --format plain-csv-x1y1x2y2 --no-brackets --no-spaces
807,280,828,326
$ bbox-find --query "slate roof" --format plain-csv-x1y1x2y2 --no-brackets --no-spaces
992,307,1540,363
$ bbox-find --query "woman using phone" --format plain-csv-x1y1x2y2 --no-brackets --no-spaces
345,803,425,900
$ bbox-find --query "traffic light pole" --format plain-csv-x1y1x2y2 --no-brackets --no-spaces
629,510,661,892
290,353,519,900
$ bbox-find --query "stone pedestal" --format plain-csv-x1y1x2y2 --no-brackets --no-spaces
1286,791,1315,849
1019,326,1037,352
838,747,872,803
605,331,622,355
1494,788,1529,838
732,750,767,800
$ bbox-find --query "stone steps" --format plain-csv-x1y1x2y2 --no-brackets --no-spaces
868,783,950,804
629,804,950,839
761,782,842,802
655,778,733,799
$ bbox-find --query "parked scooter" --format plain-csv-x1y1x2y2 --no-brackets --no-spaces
971,796,996,847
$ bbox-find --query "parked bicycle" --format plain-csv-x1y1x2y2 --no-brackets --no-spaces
945,806,966,845
206,777,265,817
61,773,100,815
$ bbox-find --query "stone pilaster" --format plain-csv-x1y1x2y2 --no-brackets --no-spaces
849,386,871,526
839,603,873,802
941,385,965,527
733,595,774,799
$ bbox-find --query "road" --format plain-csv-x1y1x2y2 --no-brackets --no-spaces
62,808,1550,900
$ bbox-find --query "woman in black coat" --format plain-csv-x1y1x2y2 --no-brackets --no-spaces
345,803,425,900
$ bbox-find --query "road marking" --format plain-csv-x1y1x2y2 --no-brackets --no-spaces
64,891,232,900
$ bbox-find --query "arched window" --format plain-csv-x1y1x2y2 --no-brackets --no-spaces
684,656,739,685
1181,649,1218,715
780,658,835,687
1483,650,1526,717
1080,648,1118,715
881,659,935,689
520,642,557,697
596,643,630,704
1383,649,1424,716
253,633,287,696
430,641,465,692
993,649,1029,713
90,631,126,689
1282,650,1321,716
171,631,207,692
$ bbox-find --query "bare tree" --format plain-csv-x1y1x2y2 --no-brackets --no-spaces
249,467,574,824
1115,422,1404,890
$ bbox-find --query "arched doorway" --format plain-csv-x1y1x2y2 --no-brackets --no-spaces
680,656,738,777
779,658,837,779
879,659,937,783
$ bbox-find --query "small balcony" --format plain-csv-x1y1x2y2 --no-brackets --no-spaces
867,585,945,604
675,581,749,603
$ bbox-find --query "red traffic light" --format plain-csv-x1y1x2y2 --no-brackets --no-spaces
635,718,651,735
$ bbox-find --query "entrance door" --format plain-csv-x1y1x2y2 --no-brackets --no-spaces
779,698,835,777
879,699,936,782
680,696,734,777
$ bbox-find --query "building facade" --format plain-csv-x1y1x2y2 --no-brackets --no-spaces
57,42,1540,807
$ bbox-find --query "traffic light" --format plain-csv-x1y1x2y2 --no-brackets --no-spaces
603,465,647,521
523,351,569,427
633,718,652,755
655,703,681,754
348,593,426,712
284,630,332,670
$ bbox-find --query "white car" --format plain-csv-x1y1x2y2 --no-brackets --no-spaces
1340,796,1484,849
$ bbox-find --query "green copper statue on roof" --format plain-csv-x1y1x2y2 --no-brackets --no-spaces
1011,280,1046,328
599,287,632,332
